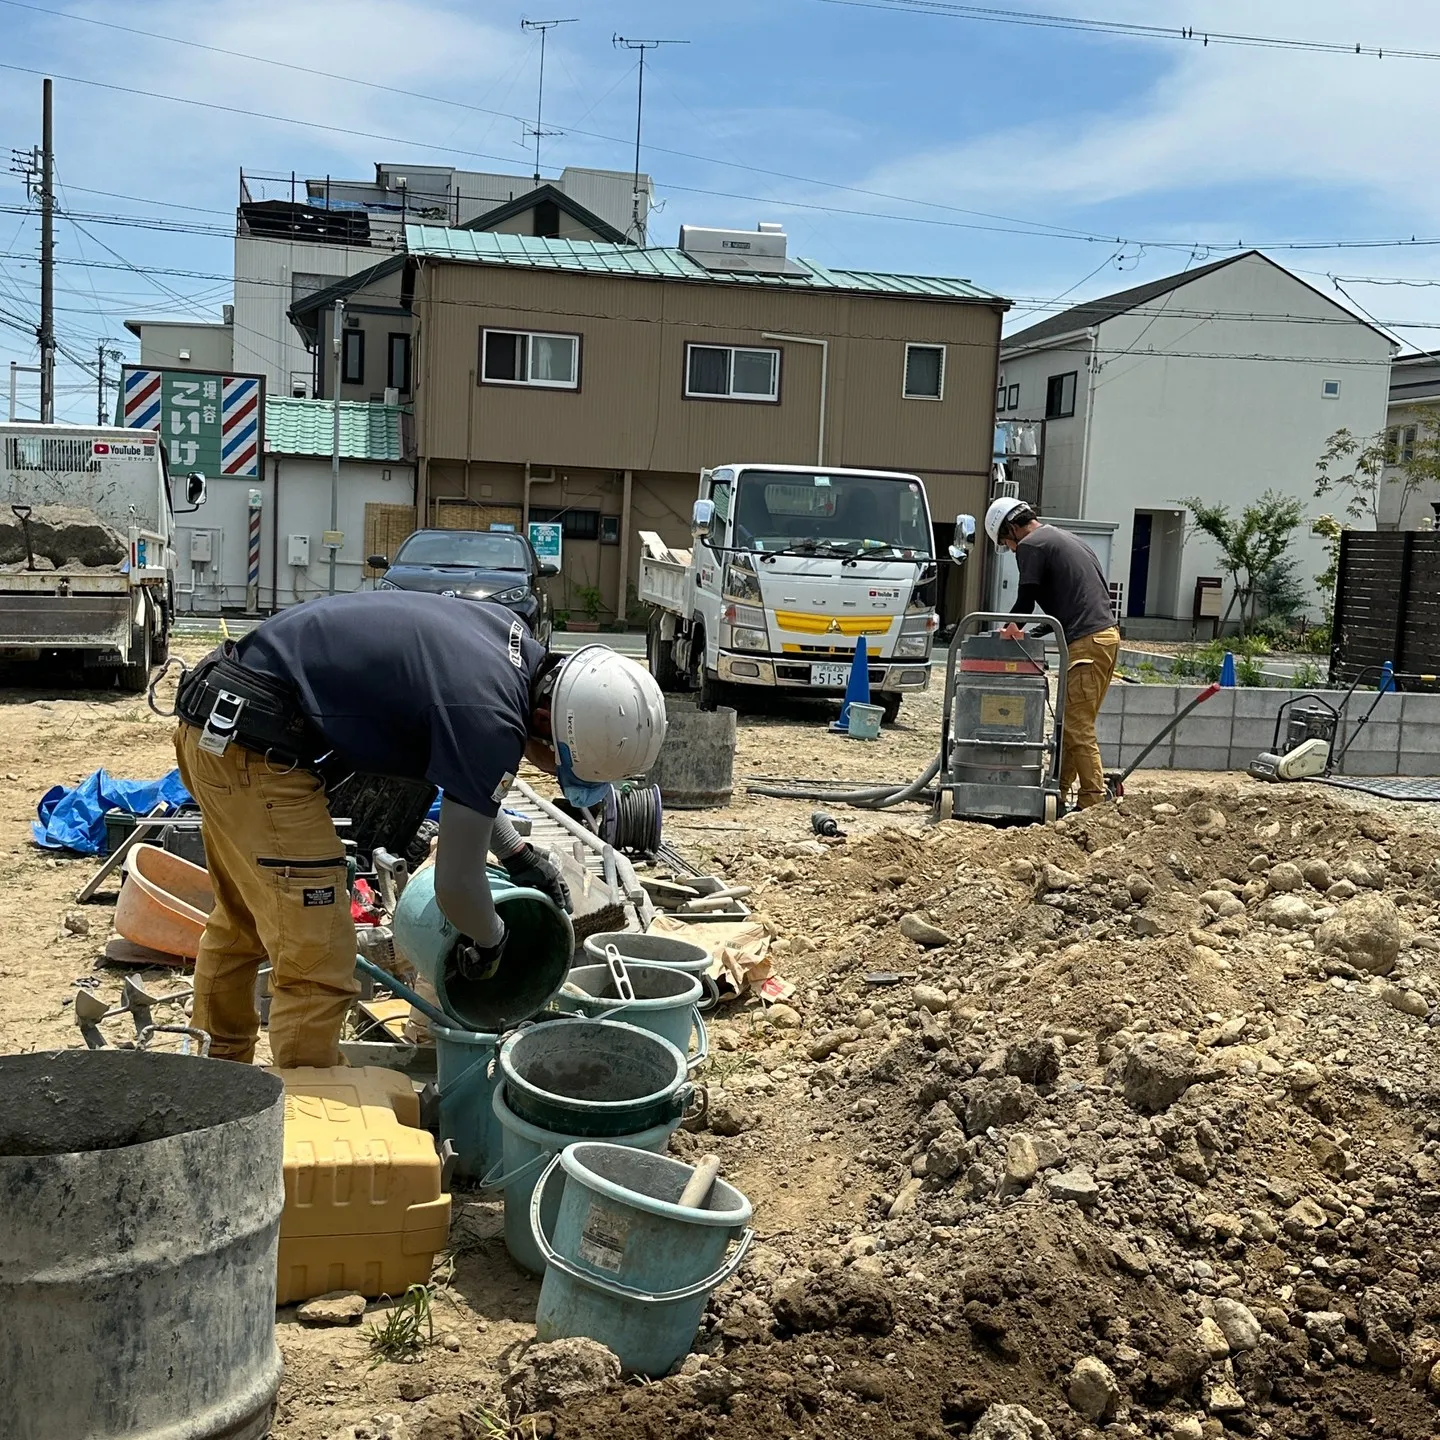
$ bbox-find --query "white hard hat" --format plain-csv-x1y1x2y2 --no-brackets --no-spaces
984,496,1029,546
549,645,667,805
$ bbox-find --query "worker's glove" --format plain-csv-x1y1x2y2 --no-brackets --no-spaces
455,922,508,982
501,843,573,913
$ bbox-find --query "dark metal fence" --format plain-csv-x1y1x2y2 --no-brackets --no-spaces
1330,530,1440,685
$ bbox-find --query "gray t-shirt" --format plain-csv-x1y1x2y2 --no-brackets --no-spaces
1013,525,1114,643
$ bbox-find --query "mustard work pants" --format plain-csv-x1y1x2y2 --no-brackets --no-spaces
1060,625,1121,810
175,723,358,1067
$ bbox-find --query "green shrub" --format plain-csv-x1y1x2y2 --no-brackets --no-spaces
1291,660,1322,689
1235,656,1266,687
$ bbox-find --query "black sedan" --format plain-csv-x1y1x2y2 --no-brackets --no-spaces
368,529,558,643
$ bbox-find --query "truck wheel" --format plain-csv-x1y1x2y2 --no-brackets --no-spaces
118,621,153,694
688,633,727,712
880,694,903,725
646,618,682,690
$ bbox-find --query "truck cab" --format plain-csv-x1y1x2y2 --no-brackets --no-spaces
641,462,939,719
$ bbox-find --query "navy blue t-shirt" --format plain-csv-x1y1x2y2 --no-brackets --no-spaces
238,591,546,816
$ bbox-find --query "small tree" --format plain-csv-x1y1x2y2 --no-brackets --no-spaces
1311,513,1342,622
1178,488,1304,637
1314,407,1440,527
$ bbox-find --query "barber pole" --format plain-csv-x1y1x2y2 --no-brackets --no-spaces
246,488,262,614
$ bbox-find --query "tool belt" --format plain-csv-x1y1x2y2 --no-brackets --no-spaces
176,643,325,768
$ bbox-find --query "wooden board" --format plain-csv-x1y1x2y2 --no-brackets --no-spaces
432,502,523,532
364,503,417,577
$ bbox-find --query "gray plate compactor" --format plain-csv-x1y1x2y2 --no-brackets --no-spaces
935,610,1068,825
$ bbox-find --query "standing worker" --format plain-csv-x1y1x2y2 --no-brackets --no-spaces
986,499,1121,811
172,591,666,1068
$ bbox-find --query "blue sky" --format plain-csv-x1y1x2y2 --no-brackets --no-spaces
3,0,1439,422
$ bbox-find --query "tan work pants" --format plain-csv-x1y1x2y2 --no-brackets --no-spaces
175,723,358,1067
1061,625,1121,810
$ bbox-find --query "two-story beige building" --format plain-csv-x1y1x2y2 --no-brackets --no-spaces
293,223,1009,621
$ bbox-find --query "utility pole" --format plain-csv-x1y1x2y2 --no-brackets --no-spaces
329,300,343,597
612,35,687,245
95,339,121,424
521,18,576,184
39,78,54,424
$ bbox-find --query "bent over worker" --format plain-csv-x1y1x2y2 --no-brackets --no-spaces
172,591,667,1068
986,498,1121,811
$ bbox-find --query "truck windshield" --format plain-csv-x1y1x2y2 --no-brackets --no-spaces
730,470,931,558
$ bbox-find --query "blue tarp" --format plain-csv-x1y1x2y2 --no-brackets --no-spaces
33,769,193,855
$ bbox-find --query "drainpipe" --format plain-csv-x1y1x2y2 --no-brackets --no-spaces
270,456,281,612
762,332,828,465
523,460,558,530
1076,326,1099,518
616,468,633,622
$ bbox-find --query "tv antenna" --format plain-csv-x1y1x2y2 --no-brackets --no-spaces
521,18,577,183
613,34,688,245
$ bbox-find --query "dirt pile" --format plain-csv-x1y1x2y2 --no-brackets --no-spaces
0,505,127,569
566,782,1440,1438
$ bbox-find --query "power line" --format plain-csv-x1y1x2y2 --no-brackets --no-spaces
819,0,1440,62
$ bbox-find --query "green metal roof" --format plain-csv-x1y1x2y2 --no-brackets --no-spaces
265,397,407,462
405,226,1005,303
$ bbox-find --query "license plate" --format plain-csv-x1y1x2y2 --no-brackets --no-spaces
810,664,852,687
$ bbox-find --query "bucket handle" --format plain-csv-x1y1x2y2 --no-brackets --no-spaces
437,1051,494,1104
528,1153,754,1305
685,1007,709,1073
478,1145,555,1193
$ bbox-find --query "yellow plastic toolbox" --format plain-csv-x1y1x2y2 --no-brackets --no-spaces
269,1066,452,1305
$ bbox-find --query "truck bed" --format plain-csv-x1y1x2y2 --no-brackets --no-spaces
637,531,692,614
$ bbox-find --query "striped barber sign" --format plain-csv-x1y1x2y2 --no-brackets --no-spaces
221,377,261,476
122,368,163,430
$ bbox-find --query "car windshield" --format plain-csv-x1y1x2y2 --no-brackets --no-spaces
394,531,530,570
728,470,931,557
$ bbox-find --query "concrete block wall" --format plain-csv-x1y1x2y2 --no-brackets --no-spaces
1097,683,1440,776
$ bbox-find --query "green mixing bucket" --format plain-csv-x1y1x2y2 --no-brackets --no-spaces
432,1022,500,1181
554,963,708,1070
583,931,718,1009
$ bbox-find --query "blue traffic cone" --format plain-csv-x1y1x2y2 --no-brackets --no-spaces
1219,650,1236,687
830,636,871,733
1379,660,1395,694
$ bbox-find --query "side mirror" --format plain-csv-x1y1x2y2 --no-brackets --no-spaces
538,560,560,578
186,472,207,507
691,498,715,535
367,554,390,570
949,512,976,564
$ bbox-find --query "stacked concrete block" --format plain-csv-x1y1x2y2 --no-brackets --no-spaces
1399,692,1440,776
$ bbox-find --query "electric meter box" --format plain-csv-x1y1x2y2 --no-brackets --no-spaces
188,531,213,564
287,534,311,566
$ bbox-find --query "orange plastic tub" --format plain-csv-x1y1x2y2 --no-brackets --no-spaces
114,843,213,961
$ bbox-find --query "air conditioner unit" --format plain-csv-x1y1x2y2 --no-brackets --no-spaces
993,476,1020,500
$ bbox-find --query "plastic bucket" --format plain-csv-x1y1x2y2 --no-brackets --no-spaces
486,1086,679,1275
554,964,708,1071
498,1018,689,1138
392,864,575,1031
846,702,884,740
432,1022,500,1181
583,931,717,1009
531,1143,753,1376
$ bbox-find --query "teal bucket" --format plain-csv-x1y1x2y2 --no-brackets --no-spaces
432,1022,500,1181
392,864,574,1031
487,1086,680,1275
846,702,884,741
554,964,708,1071
530,1144,753,1376
498,1018,690,1138
583,931,717,1009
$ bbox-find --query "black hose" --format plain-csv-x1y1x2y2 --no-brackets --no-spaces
747,750,943,810
602,783,664,856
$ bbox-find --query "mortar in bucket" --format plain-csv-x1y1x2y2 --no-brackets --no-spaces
485,1085,680,1274
392,863,574,1031
555,962,708,1070
530,1143,753,1376
499,1017,690,1138
583,931,717,1008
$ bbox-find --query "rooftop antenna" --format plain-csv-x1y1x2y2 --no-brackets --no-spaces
613,34,688,246
521,18,577,184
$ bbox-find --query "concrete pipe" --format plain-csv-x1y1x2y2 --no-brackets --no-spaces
0,1050,286,1440
643,700,737,809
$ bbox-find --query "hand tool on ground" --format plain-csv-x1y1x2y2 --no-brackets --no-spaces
1103,681,1222,797
354,953,455,1031
811,810,845,838
72,974,193,1048
677,1154,722,1209
678,886,753,913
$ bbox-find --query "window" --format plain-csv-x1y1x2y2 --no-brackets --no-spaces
599,515,621,545
530,506,600,541
481,329,580,389
387,333,411,394
903,343,945,399
341,328,365,386
1322,379,1341,399
1389,425,1418,464
1007,383,1019,411
685,344,779,402
1045,371,1077,419
996,382,1007,411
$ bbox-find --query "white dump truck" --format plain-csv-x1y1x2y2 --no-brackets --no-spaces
0,423,206,690
639,462,939,721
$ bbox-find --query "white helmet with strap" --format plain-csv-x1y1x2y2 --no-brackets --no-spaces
984,496,1030,546
549,645,667,805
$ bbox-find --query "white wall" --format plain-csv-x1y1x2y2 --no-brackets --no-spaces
996,337,1094,518
1078,255,1393,620
232,235,386,400
130,321,234,374
174,455,414,613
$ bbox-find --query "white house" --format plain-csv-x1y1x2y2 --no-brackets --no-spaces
174,397,415,615
1382,350,1440,530
997,251,1395,634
